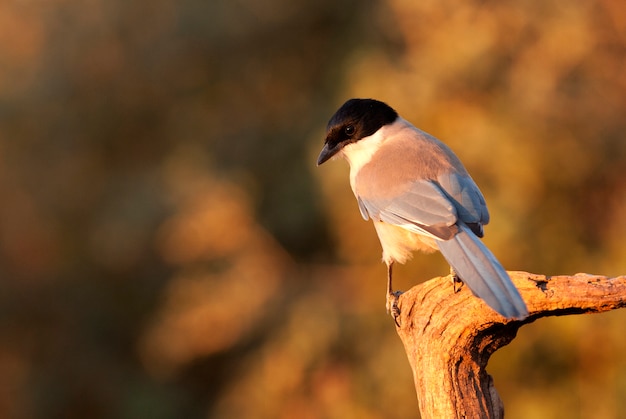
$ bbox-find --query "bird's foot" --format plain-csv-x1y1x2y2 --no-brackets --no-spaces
386,290,403,327
450,268,463,293
452,275,464,293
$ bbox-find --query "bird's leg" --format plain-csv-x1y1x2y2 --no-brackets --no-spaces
450,266,463,293
385,261,402,326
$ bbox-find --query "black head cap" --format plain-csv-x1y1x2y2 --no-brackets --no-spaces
317,98,398,165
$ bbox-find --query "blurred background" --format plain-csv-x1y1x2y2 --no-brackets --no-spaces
1,0,625,417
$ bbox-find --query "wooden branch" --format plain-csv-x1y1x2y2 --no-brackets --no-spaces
394,271,626,419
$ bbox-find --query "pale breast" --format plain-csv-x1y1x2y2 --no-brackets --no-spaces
373,221,438,265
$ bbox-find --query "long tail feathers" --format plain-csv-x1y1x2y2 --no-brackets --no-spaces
437,224,528,319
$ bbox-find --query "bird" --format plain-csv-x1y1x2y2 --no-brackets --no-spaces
317,98,528,325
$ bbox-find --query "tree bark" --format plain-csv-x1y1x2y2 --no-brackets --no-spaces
394,271,626,418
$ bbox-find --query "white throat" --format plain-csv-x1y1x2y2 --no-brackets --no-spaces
340,118,406,190
341,131,384,191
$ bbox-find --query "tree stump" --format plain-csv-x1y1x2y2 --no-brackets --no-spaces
394,271,626,418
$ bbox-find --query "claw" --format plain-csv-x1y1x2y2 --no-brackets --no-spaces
387,290,402,327
452,275,464,293
450,267,463,293
385,261,402,326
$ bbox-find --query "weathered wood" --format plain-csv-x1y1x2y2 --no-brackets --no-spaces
395,271,626,418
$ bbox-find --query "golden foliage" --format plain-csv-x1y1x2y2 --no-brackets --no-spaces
0,0,625,418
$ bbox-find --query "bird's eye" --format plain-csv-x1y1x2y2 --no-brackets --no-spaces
344,125,355,136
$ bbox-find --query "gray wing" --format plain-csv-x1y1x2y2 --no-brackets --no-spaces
357,173,489,240
357,179,458,240
436,172,489,236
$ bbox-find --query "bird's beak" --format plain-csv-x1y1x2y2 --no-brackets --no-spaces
317,143,338,166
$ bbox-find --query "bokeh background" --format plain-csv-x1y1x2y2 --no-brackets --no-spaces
1,0,626,418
